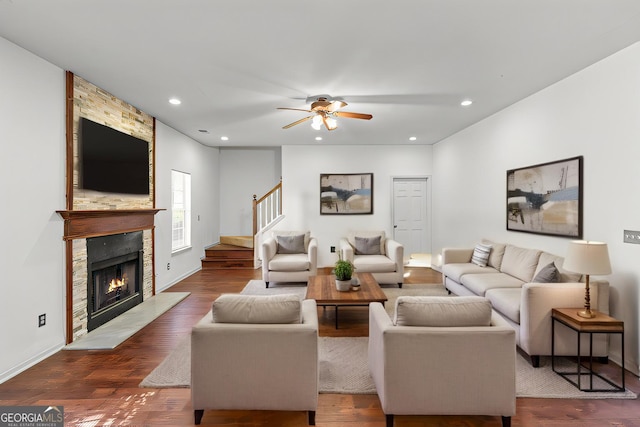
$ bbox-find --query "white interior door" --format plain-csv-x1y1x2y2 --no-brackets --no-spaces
392,177,430,260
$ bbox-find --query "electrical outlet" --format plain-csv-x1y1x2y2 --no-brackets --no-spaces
167,262,171,270
38,313,46,327
330,246,335,253
624,230,640,244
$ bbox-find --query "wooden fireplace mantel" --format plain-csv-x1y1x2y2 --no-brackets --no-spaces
57,209,164,240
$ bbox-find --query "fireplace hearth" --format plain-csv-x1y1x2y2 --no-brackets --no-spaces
86,232,144,331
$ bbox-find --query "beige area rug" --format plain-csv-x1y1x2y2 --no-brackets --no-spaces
139,335,635,399
139,282,635,398
139,334,376,393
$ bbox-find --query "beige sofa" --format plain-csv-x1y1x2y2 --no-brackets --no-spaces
442,240,610,367
261,230,318,287
339,230,404,287
191,295,318,425
369,296,516,427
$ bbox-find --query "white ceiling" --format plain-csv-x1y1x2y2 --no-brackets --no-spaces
2,1,640,147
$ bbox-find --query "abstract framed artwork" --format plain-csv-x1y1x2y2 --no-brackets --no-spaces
506,156,583,238
320,173,373,215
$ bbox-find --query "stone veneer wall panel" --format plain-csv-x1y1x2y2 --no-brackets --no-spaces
66,73,156,341
72,75,154,210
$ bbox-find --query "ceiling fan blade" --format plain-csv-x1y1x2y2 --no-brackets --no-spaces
277,107,313,113
327,100,347,112
334,111,373,120
282,115,314,129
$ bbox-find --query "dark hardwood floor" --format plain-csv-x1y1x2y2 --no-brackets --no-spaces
1,267,638,426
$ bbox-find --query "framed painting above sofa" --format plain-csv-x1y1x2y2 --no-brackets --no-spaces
506,156,583,238
320,173,373,215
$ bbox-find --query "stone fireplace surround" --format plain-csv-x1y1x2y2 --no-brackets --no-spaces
58,209,160,342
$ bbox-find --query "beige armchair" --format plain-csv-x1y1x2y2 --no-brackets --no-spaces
261,230,317,287
368,296,516,427
339,230,404,287
191,295,319,425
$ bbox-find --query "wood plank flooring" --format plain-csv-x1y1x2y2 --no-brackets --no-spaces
1,267,638,426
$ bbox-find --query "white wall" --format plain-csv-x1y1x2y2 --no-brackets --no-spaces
433,41,640,374
155,122,220,290
219,147,281,236
0,36,220,382
0,37,66,382
281,145,433,267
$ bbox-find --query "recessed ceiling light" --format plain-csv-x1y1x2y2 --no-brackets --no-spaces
220,136,229,141
169,98,181,105
460,99,473,107
315,136,323,141
409,136,417,141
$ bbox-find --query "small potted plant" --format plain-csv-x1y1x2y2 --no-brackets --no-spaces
334,254,354,292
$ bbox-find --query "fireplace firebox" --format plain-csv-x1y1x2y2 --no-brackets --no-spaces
86,232,144,331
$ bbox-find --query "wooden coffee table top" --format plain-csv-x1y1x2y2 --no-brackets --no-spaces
306,272,388,304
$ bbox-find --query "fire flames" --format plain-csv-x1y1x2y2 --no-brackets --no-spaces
107,273,128,293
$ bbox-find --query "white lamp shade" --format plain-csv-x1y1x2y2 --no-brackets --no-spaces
563,240,612,275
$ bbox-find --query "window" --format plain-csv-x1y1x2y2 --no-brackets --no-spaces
171,170,191,252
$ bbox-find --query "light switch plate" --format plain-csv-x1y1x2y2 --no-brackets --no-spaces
623,230,640,244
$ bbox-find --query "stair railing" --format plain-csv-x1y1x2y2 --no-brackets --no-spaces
252,179,285,267
253,178,282,236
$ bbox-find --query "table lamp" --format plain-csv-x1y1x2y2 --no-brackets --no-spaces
563,240,612,318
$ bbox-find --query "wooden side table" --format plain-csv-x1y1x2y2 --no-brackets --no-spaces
551,308,624,392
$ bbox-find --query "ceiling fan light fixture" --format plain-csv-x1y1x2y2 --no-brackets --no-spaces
278,95,371,130
311,115,323,130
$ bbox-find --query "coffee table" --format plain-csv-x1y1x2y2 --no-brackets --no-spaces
306,272,388,329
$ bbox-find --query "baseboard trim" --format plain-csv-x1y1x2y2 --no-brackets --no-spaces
0,342,64,385
157,266,202,293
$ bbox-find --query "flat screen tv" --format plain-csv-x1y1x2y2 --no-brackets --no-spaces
79,117,150,195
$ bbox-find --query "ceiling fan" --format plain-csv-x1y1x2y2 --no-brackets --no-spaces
277,96,373,131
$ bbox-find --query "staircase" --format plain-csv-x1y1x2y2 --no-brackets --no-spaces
201,236,254,270
202,179,283,270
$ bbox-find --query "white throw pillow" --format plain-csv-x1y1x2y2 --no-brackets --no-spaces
471,243,492,267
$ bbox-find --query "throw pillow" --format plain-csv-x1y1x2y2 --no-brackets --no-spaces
348,231,386,255
272,230,310,253
276,234,305,254
212,294,301,324
532,262,559,283
471,243,492,267
354,235,381,255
